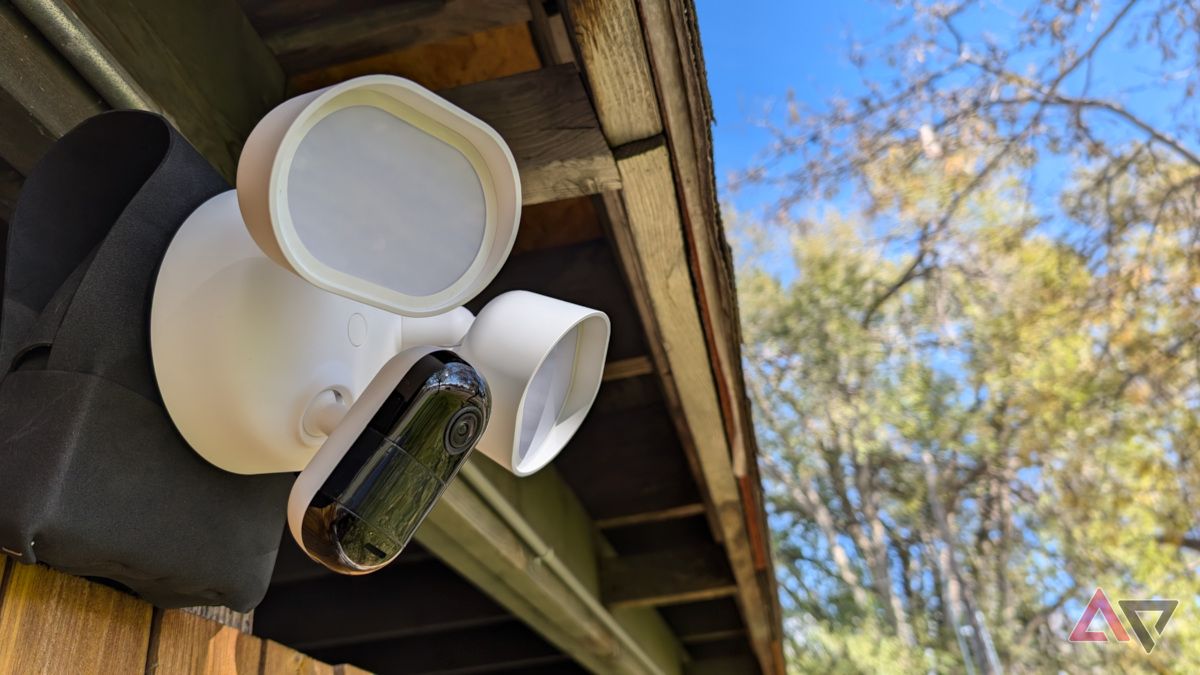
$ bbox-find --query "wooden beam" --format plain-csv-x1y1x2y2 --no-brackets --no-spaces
638,0,750,474
527,0,575,67
511,197,604,255
13,6,616,206
415,458,685,675
0,563,152,673
0,4,103,174
309,622,568,675
603,355,655,381
626,0,786,665
558,401,706,522
686,656,759,675
258,0,532,75
255,560,512,650
562,0,661,146
601,547,737,609
609,141,778,669
18,0,285,179
561,0,781,665
596,503,706,529
287,21,541,95
658,597,745,641
681,628,746,645
636,18,780,651
594,189,722,525
439,64,621,205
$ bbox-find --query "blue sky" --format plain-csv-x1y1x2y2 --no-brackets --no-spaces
695,0,888,213
694,0,1191,223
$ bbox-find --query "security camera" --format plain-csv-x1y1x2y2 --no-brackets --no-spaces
291,349,488,574
150,75,610,574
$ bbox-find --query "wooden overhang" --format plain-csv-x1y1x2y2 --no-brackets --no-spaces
0,1,785,674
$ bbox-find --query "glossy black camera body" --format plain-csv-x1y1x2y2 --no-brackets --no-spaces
294,350,489,574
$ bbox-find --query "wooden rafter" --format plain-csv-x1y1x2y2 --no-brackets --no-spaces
561,0,784,671
601,546,738,609
246,0,532,74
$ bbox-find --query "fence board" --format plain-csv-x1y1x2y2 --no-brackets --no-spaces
0,563,152,673
263,639,336,675
149,608,264,674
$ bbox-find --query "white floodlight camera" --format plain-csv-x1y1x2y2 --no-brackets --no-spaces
150,76,610,574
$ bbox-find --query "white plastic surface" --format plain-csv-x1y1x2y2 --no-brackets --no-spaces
456,291,610,476
237,75,521,317
288,347,435,548
150,191,475,474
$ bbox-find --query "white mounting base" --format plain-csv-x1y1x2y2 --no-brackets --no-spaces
150,191,471,474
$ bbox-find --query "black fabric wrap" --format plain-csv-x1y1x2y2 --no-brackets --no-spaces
0,111,292,611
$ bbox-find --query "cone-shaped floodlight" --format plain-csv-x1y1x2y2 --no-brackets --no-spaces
456,291,610,476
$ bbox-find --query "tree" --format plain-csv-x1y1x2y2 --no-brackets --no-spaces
734,1,1200,672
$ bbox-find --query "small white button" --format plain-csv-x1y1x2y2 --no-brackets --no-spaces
348,313,368,347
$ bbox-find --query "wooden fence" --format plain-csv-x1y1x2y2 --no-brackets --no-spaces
0,557,367,674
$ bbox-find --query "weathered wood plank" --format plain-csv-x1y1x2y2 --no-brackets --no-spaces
527,0,575,67
36,0,285,178
660,597,742,633
604,514,715,556
260,0,531,74
560,390,704,521
603,355,655,382
0,563,152,673
593,190,724,530
0,4,103,174
149,609,264,674
308,622,567,675
595,503,707,530
686,655,759,675
562,5,782,652
288,22,540,94
630,3,782,666
609,143,777,669
510,196,603,255
331,664,372,675
263,639,335,675
562,0,662,146
601,547,737,609
638,0,748,470
440,65,621,205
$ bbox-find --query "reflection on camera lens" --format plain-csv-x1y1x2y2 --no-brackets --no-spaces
445,406,483,454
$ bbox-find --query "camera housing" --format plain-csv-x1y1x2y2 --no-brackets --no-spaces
289,348,489,574
149,74,612,578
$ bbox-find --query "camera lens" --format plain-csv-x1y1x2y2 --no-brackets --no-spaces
445,406,484,455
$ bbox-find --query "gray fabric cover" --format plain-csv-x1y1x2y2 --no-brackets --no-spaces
0,111,292,611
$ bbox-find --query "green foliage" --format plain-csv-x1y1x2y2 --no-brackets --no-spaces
734,3,1200,672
